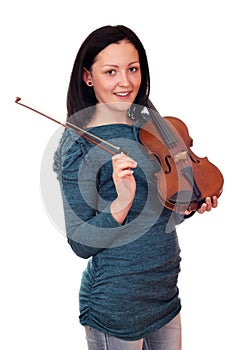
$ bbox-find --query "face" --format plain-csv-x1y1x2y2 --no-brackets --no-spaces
83,40,141,114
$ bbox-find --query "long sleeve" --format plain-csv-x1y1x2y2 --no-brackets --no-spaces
53,129,124,259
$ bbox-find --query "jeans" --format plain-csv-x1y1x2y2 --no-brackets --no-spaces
84,313,181,350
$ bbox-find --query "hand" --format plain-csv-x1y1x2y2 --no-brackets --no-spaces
110,153,137,224
112,153,137,204
196,196,218,214
184,196,218,216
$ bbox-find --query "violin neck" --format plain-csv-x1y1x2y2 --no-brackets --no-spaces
149,108,177,147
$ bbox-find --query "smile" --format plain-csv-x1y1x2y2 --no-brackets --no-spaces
114,92,130,97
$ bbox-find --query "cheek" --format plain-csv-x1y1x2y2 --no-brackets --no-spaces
134,76,142,93
138,74,142,86
92,79,114,103
94,77,114,93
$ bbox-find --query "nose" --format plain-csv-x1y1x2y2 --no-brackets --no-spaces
118,71,130,87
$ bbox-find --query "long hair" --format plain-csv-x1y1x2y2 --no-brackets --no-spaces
67,25,152,127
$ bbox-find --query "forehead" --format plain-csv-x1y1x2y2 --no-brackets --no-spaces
93,40,139,65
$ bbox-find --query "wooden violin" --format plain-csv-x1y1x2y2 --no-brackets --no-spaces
139,107,224,212
15,97,224,212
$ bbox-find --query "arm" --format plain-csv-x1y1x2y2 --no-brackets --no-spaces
53,131,137,259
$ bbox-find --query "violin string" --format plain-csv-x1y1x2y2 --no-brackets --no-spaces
150,109,177,147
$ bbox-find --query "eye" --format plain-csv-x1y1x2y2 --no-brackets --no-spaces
129,66,139,73
106,69,116,76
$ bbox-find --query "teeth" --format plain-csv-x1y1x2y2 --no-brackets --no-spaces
116,92,129,96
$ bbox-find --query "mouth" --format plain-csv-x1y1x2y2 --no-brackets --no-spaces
114,91,131,99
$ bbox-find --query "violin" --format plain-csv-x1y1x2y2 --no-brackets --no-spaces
15,97,224,212
139,109,223,212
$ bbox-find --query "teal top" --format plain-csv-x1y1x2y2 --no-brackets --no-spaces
53,123,189,341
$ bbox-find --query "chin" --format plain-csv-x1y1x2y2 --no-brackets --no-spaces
109,101,132,111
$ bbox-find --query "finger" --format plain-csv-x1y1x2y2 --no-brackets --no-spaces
117,169,135,178
185,210,192,215
197,196,217,214
112,153,137,165
112,156,137,171
212,196,218,208
205,197,212,211
116,160,137,170
197,202,207,214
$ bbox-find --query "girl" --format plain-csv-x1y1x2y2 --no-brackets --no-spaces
53,25,218,350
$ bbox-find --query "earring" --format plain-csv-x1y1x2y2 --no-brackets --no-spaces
87,81,93,86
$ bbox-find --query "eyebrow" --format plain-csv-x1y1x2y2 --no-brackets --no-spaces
101,61,140,68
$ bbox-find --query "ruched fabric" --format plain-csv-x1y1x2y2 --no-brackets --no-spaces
53,124,186,341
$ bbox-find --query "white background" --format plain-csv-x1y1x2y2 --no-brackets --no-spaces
1,0,232,349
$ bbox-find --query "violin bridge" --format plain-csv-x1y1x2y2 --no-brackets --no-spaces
174,151,187,162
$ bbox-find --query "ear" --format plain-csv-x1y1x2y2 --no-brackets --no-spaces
82,67,93,86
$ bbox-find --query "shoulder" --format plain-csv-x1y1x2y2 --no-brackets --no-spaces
53,128,87,178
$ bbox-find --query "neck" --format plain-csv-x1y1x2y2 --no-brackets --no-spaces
86,103,134,127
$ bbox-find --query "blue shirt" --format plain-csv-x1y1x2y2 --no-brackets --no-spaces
53,123,188,341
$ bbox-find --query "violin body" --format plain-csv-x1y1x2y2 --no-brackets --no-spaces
139,116,224,212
